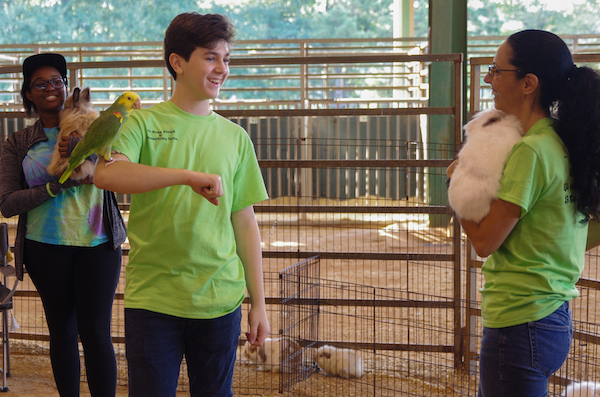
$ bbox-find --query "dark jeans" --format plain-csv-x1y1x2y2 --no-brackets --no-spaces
478,301,572,397
125,306,242,397
24,239,122,397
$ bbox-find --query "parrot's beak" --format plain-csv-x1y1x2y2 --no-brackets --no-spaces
133,99,141,110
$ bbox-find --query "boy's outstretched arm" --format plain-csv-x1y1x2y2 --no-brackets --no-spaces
232,205,270,346
94,154,223,205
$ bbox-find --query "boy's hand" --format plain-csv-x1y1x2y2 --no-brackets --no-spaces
246,305,271,346
188,172,223,205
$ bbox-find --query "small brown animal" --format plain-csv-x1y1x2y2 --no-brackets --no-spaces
47,86,99,181
313,345,364,379
242,337,302,373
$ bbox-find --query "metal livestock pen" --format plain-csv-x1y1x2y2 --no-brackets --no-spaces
0,38,597,395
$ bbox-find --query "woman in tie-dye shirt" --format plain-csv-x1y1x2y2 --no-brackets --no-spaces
0,53,126,397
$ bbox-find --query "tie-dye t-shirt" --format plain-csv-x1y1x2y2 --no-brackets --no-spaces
22,127,107,247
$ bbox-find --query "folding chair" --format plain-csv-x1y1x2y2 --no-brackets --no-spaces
0,223,18,392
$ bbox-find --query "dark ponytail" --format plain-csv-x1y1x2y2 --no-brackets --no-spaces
508,30,600,220
555,65,600,220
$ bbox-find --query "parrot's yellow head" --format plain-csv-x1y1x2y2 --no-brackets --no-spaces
118,91,142,110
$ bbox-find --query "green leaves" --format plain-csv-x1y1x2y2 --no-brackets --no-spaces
0,0,597,45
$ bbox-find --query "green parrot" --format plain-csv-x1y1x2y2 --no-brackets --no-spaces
59,91,141,184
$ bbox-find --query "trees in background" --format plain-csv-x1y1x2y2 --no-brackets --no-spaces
467,0,600,37
1,0,599,45
3,0,199,43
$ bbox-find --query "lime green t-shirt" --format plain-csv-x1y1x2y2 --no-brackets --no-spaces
480,117,587,328
113,101,268,319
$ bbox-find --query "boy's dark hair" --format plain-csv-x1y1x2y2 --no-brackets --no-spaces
164,12,236,80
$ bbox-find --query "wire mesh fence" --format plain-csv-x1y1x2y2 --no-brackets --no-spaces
2,49,599,396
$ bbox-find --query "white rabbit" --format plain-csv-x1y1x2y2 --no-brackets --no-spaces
563,381,600,397
448,108,524,222
242,337,301,373
313,345,363,379
47,86,99,181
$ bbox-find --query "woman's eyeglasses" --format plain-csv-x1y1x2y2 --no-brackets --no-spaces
30,78,66,92
487,65,520,77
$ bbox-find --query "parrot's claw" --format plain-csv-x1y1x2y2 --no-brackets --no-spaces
104,157,126,168
103,150,121,167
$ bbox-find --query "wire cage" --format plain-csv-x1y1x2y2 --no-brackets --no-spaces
234,252,480,397
5,49,600,396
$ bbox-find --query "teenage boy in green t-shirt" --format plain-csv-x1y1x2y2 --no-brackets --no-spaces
94,12,270,397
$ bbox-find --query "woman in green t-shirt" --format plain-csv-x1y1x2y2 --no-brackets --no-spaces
448,30,600,396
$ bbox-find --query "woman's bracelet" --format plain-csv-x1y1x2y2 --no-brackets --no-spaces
46,182,57,198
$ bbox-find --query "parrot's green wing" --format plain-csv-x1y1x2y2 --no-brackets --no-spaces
80,110,124,158
58,91,140,184
58,109,124,184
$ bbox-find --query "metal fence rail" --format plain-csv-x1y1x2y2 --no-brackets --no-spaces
0,34,597,115
0,52,443,201
0,35,599,395
0,51,467,395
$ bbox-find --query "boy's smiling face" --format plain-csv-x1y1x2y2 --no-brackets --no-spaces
174,40,230,102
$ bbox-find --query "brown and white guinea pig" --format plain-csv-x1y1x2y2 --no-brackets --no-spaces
242,337,301,373
47,86,99,181
313,345,364,379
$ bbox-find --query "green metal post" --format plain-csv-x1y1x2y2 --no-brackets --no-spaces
429,0,467,226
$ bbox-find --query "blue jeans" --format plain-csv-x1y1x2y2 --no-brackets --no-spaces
478,301,572,397
125,306,242,397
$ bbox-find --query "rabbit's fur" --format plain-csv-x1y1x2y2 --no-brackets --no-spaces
563,382,600,397
448,108,524,222
47,87,99,181
313,345,364,379
242,337,301,373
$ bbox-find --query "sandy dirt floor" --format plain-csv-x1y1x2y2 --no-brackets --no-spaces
8,349,134,397
1,205,596,396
